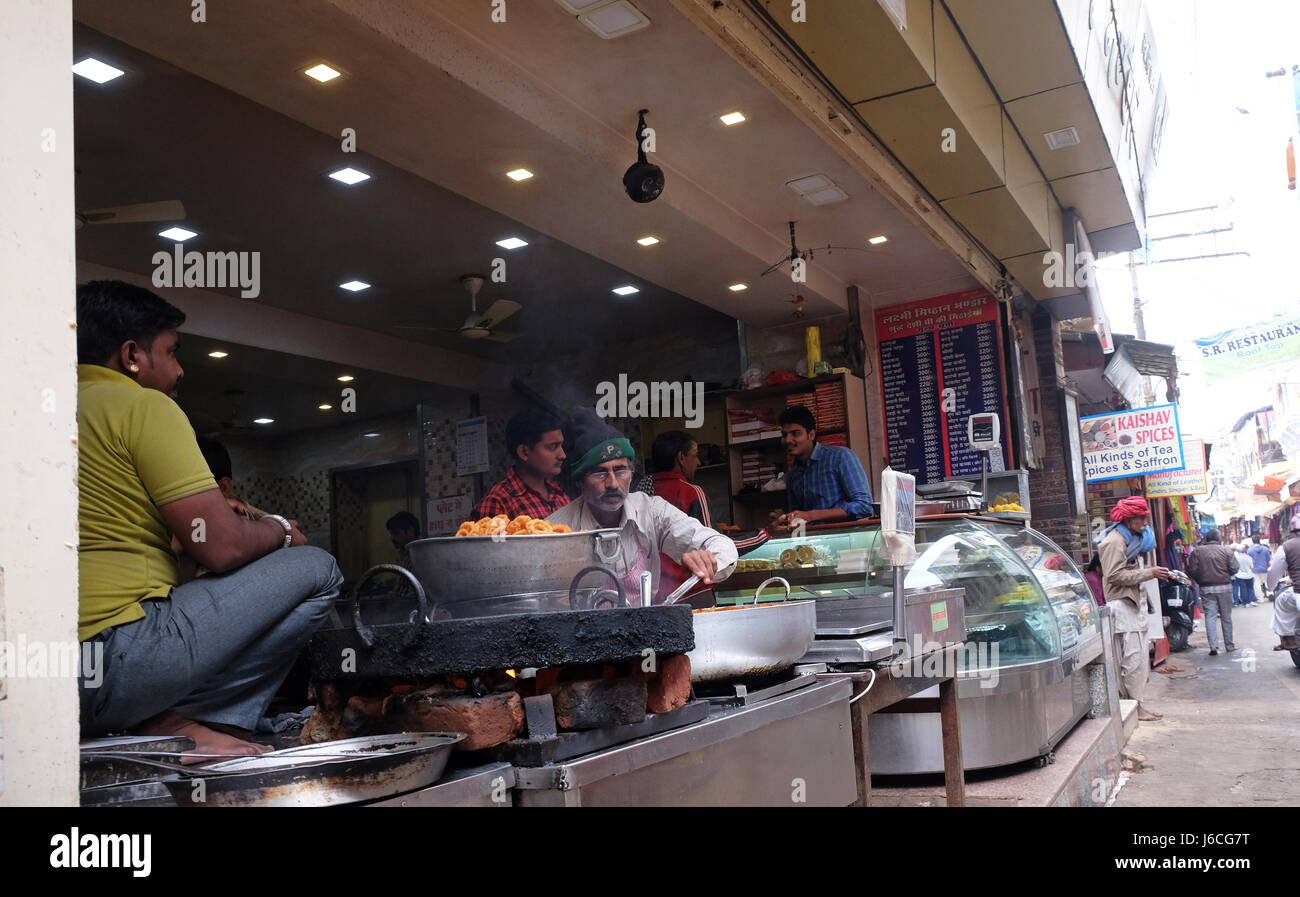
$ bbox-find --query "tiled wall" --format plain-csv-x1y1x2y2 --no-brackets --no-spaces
226,403,459,552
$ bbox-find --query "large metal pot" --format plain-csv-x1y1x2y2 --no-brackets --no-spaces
433,566,628,619
405,528,622,611
688,578,817,682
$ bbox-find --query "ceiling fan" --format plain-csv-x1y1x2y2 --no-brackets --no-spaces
760,220,879,278
189,388,257,437
396,274,522,342
76,199,187,230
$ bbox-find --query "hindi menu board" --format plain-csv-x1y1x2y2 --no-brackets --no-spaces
876,290,1012,484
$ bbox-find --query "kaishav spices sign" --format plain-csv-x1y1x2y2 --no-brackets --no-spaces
1079,404,1184,482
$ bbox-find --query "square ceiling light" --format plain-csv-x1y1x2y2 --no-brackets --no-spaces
570,1,650,39
786,173,847,206
328,167,370,185
506,168,534,181
720,111,747,126
636,236,660,246
496,237,528,250
1043,126,1081,150
158,226,198,242
304,63,341,83
339,280,371,292
72,58,125,83
554,0,607,10
612,285,639,296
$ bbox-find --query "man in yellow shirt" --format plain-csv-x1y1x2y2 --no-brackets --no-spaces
77,280,343,760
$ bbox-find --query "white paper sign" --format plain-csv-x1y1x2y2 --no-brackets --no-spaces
879,467,916,565
456,416,490,477
427,494,473,537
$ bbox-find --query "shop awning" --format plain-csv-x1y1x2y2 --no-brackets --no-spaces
1103,338,1178,408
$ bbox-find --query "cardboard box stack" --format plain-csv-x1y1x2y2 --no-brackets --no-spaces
740,449,778,486
727,407,780,444
813,380,846,432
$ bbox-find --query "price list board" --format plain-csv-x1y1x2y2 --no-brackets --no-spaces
878,332,943,483
875,290,1012,484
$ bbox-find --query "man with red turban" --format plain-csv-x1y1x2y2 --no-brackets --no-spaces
1097,495,1172,722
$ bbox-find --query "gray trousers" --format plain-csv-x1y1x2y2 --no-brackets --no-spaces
1201,584,1234,650
80,546,342,735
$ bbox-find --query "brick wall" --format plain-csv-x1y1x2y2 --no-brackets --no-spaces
1026,309,1088,561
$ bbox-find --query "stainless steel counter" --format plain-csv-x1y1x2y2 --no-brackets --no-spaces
368,762,516,807
512,677,856,806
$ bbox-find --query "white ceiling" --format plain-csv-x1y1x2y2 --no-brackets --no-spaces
72,0,978,350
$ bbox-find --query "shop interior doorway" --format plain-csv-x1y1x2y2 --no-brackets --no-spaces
330,459,422,584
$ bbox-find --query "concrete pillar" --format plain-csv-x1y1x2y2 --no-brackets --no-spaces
0,0,80,805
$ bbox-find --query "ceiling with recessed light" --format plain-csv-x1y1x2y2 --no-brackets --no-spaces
72,0,978,345
178,334,452,438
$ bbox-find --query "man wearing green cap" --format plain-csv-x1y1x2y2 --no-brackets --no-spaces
548,408,737,602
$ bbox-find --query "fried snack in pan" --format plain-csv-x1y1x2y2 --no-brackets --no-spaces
527,519,554,534
551,523,572,533
455,523,474,537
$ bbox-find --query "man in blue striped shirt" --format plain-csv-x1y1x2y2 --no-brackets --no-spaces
770,405,874,528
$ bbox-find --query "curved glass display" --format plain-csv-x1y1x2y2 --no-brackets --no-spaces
719,516,1066,664
984,522,1100,654
908,521,1059,663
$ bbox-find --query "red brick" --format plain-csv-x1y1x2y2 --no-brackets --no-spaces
644,654,692,714
385,685,525,750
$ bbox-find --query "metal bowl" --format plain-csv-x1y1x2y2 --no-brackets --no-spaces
688,579,817,682
162,733,466,807
405,528,622,609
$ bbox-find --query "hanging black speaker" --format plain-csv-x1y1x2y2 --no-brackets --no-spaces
623,109,664,203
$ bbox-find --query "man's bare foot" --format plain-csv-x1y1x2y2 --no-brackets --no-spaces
1275,635,1299,651
133,711,273,765
1137,705,1163,722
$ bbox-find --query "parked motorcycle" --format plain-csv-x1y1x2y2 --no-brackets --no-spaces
1160,570,1195,652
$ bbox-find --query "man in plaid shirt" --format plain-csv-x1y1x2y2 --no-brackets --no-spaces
474,408,571,520
770,404,874,528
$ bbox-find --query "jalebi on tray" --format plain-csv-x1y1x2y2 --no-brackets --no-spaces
454,514,572,537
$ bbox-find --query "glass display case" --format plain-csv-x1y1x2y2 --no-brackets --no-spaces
717,516,1104,773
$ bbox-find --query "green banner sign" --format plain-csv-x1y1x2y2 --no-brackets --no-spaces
1196,318,1300,380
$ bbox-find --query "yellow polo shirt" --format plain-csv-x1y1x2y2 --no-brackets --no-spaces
78,364,216,641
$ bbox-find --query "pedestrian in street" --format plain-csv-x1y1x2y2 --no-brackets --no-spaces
1084,554,1105,606
1187,530,1239,656
1232,542,1257,606
1267,512,1300,650
1097,496,1172,722
1247,535,1273,600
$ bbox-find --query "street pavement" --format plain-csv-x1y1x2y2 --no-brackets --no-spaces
1114,594,1300,806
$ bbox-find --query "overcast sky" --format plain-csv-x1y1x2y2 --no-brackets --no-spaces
1092,0,1300,440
